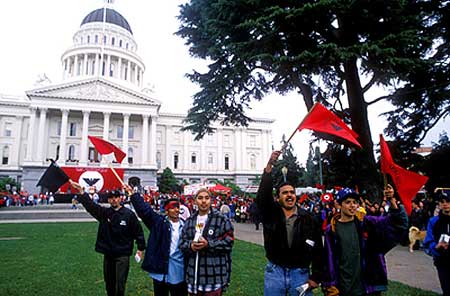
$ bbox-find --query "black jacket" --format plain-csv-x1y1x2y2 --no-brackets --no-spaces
78,193,145,257
256,172,323,282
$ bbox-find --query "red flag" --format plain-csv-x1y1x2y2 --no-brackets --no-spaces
379,135,428,214
321,192,334,203
88,135,126,163
299,193,308,203
298,102,362,148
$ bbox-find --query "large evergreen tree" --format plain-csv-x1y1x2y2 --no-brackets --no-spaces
177,0,449,198
158,167,180,193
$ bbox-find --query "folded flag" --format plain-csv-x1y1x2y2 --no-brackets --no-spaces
298,102,362,148
299,193,309,203
379,134,428,215
36,160,70,193
321,192,334,203
88,135,126,163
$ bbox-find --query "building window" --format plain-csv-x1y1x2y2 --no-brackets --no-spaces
91,61,95,75
208,153,213,164
88,147,100,163
156,151,161,169
102,61,106,75
156,131,162,144
224,135,230,146
191,153,197,166
2,146,9,165
69,122,76,136
4,122,12,137
207,133,214,145
87,35,90,43
119,39,123,47
56,121,61,136
128,148,133,164
111,37,115,46
117,126,123,139
249,135,256,147
250,153,256,170
103,35,107,45
110,63,114,77
126,43,129,49
173,152,179,169
224,155,230,170
124,67,128,80
68,145,75,161
77,61,82,75
95,35,98,44
128,126,134,139
56,145,60,161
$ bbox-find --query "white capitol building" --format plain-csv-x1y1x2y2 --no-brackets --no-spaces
0,4,274,194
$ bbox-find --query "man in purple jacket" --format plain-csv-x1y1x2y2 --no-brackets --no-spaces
322,185,407,296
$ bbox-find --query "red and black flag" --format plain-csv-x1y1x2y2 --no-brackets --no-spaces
298,102,362,148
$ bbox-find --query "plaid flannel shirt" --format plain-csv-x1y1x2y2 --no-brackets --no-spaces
179,208,234,292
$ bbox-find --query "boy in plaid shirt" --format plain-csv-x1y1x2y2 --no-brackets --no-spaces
180,188,234,295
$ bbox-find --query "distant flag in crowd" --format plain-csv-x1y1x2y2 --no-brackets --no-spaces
379,134,429,215
297,102,362,148
88,135,126,163
299,193,309,203
36,160,70,193
321,192,334,203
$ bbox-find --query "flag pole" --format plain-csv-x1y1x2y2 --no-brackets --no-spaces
108,163,126,187
281,102,318,151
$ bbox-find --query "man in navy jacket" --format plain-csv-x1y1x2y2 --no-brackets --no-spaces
125,184,186,296
70,181,145,296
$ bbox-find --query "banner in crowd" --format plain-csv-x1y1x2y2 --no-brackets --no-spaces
59,167,125,193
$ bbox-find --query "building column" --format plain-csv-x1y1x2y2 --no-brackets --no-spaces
234,128,242,171
79,110,90,165
117,57,122,79
58,109,69,165
36,107,48,162
134,64,138,84
141,114,149,165
217,128,223,171
149,116,157,166
183,131,189,170
107,54,111,76
25,107,37,161
140,70,144,88
127,60,131,81
165,125,171,168
83,54,88,76
74,55,78,76
122,113,130,164
95,53,100,76
11,116,24,166
103,112,111,141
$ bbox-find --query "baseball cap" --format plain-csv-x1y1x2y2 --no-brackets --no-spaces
336,188,359,204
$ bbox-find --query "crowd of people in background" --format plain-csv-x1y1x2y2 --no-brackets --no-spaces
0,191,55,207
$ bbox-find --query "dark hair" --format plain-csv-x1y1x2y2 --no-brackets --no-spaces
276,181,295,197
108,190,121,198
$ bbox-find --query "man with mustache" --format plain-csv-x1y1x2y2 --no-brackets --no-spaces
256,150,323,295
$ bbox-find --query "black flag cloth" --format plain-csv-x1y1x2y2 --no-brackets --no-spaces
36,160,69,192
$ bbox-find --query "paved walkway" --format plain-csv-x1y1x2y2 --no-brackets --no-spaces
233,222,442,294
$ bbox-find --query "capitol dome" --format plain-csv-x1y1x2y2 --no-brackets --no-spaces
81,8,133,34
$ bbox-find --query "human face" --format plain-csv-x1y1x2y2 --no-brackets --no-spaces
277,185,296,211
108,196,121,209
196,191,211,215
166,206,180,222
440,199,450,215
339,198,358,220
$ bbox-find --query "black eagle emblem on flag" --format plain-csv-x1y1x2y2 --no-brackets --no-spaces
83,178,101,186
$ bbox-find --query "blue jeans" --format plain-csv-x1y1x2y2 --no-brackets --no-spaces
264,261,312,296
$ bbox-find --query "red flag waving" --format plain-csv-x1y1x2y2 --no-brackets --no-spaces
88,135,126,163
379,135,428,214
298,102,362,148
299,193,309,203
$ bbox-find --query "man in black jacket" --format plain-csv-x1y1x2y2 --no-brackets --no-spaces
256,151,323,296
70,181,145,296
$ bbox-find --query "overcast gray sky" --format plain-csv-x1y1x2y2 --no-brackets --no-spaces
0,0,447,164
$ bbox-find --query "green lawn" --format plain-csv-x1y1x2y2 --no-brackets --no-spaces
0,223,438,295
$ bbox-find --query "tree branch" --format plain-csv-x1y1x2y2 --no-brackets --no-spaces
367,94,392,105
417,108,450,143
362,74,378,93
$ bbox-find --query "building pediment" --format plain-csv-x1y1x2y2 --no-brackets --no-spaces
26,78,161,107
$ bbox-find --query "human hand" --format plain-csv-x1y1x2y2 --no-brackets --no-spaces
123,184,133,195
69,180,84,194
265,150,281,173
307,279,319,289
436,241,449,250
191,237,208,251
